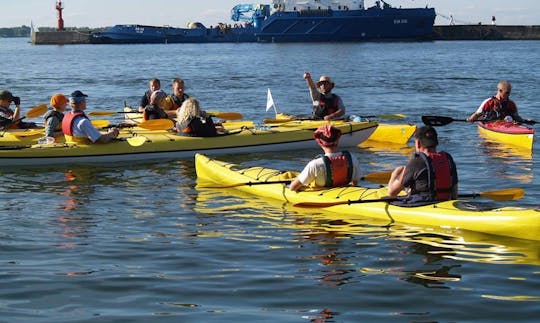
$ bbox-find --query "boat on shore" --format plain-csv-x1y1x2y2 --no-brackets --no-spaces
195,153,539,241
0,120,377,166
91,0,436,44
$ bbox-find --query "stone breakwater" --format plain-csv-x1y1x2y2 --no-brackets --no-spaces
30,25,540,45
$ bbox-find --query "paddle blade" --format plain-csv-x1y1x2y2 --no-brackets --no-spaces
25,104,48,118
126,136,147,147
137,119,174,130
10,129,44,138
422,115,457,126
88,111,116,116
361,171,391,184
212,112,243,120
375,114,406,120
91,120,110,128
480,188,524,201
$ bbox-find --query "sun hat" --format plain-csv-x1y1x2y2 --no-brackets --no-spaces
415,125,439,148
316,75,335,87
50,93,68,108
314,124,342,147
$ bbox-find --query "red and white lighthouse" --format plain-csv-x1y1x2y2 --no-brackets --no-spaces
56,1,64,31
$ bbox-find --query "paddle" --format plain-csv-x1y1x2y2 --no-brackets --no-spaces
422,115,467,126
91,120,110,128
25,104,49,118
136,119,174,130
423,115,538,127
89,110,243,121
198,170,394,189
206,111,244,120
293,187,525,208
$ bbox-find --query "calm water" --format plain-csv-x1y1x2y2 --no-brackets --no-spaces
1,37,539,322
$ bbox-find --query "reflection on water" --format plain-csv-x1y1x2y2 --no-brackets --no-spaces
195,186,540,269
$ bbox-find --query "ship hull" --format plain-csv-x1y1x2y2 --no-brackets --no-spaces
92,7,435,44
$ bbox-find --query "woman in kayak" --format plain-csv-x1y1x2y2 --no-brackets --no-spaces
466,80,532,123
289,125,361,192
303,72,345,121
175,97,218,137
387,125,458,203
62,90,119,144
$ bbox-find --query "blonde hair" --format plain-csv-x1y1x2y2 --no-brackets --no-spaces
176,97,201,125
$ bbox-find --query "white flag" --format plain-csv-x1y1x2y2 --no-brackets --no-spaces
266,88,275,112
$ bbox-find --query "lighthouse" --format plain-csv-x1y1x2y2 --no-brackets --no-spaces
56,0,64,31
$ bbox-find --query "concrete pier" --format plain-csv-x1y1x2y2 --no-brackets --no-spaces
432,25,540,40
30,25,540,45
31,30,91,45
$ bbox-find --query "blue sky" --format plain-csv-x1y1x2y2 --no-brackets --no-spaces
3,0,540,28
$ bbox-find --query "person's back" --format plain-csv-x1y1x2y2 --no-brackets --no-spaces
143,90,169,120
289,125,361,192
44,93,68,139
388,125,458,203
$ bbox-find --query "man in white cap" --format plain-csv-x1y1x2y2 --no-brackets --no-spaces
289,125,361,192
303,72,346,120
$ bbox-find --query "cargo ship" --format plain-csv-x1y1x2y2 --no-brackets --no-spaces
91,0,436,44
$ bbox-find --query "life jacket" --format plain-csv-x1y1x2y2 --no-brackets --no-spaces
419,151,456,201
170,94,189,110
313,94,339,119
61,111,92,144
322,151,354,187
482,97,515,120
43,110,64,130
180,116,218,137
143,104,168,120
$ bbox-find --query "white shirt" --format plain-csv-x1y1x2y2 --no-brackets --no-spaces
71,116,102,143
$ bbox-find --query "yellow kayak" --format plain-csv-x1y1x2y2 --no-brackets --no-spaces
195,153,540,241
0,120,377,166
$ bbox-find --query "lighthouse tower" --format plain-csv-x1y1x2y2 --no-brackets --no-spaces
56,0,64,31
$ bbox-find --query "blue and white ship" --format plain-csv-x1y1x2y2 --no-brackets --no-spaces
91,0,436,44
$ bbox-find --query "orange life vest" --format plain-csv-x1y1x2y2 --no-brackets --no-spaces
322,151,353,187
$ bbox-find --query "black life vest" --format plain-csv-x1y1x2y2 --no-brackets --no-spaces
170,94,190,110
313,94,339,120
322,151,354,187
143,104,168,120
181,116,218,137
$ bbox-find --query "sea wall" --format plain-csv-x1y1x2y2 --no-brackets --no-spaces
30,25,540,44
31,31,90,45
432,25,540,40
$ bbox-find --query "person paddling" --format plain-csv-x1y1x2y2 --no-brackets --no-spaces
467,80,533,124
303,72,346,121
387,125,458,204
289,125,361,192
62,90,119,144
